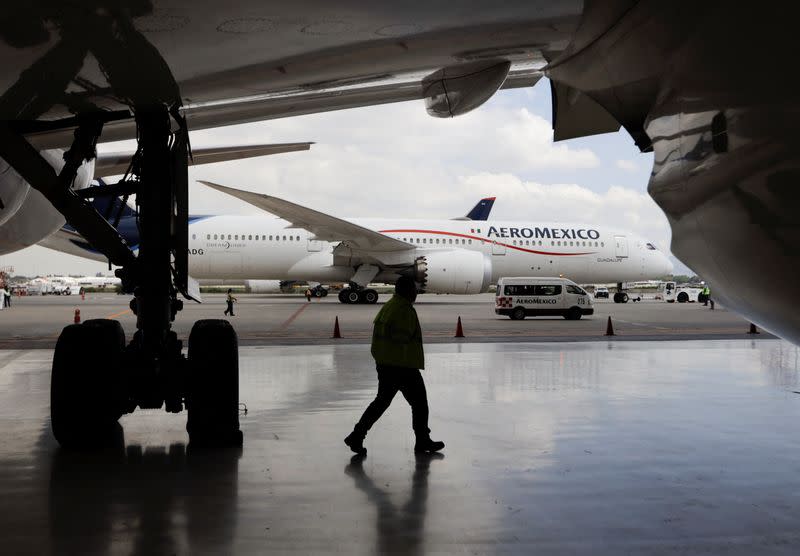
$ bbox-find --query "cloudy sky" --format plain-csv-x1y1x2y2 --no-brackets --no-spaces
0,78,692,277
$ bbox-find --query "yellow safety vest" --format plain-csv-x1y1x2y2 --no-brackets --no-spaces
371,294,424,369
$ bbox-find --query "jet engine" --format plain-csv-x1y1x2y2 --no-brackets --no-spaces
413,250,492,294
0,150,94,255
243,280,283,293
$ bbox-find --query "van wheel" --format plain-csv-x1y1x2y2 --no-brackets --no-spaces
510,307,526,320
565,307,582,320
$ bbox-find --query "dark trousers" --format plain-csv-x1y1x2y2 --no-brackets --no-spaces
354,364,430,440
224,301,234,316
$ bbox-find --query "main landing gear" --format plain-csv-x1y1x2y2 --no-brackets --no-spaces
338,287,379,304
613,282,629,304
2,109,243,450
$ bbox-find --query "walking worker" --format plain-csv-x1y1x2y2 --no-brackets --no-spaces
344,276,445,456
223,288,237,316
702,285,710,306
305,288,312,302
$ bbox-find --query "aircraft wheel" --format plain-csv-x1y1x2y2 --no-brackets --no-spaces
347,290,361,304
621,293,629,303
511,307,526,320
187,320,243,448
338,290,348,303
51,319,126,448
363,289,378,304
320,288,328,297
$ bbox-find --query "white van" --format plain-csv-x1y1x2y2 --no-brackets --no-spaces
495,277,594,320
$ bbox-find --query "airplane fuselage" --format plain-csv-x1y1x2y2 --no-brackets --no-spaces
187,215,672,286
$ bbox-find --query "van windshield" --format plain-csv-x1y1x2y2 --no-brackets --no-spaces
566,285,586,295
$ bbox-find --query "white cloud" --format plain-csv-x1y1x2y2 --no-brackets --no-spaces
615,159,638,172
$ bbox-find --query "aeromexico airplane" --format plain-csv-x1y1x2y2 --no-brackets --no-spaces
44,182,671,304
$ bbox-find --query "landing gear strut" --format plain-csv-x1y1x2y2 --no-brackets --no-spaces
2,109,242,449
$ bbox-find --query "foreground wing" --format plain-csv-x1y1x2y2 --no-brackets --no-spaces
26,65,541,150
199,181,413,253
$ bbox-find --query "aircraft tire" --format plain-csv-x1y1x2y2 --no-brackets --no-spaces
338,290,348,303
51,319,126,448
347,290,361,304
186,320,243,448
363,289,378,304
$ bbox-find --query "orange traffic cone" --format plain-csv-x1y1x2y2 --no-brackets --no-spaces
748,323,759,334
74,309,81,324
605,316,615,336
455,316,465,338
332,316,342,339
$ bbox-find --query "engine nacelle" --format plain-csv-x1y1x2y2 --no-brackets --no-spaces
414,250,492,294
0,150,94,255
0,157,30,227
243,280,283,293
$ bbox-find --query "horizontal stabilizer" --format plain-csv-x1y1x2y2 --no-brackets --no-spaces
95,142,312,177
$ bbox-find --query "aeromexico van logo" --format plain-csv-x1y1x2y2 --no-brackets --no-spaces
487,226,600,240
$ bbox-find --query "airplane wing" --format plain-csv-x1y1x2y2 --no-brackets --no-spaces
25,64,542,150
94,142,313,177
198,181,413,253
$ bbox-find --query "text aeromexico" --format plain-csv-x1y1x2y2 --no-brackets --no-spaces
486,226,600,240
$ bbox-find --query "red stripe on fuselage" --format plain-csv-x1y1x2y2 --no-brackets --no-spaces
378,229,596,256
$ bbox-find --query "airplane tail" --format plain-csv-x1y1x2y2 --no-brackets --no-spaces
89,179,138,222
457,197,495,221
39,180,141,261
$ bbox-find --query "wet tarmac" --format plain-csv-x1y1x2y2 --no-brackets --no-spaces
0,293,768,349
2,340,800,554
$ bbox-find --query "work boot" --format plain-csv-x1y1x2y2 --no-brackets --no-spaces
344,432,367,455
414,438,445,454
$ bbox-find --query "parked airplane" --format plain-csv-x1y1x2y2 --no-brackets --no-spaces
43,183,671,304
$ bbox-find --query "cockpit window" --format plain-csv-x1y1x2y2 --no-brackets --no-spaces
646,243,657,250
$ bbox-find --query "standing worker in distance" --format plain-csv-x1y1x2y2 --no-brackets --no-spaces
344,276,445,456
224,288,237,317
305,288,313,302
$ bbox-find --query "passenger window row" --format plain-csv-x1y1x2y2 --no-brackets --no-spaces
194,233,302,242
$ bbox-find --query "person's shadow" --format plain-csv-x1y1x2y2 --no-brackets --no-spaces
345,452,443,555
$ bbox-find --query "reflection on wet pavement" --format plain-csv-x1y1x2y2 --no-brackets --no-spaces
1,340,800,554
